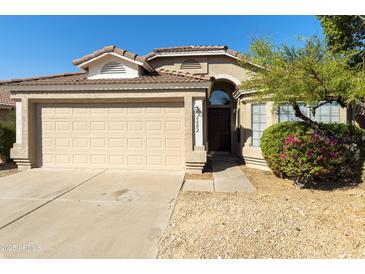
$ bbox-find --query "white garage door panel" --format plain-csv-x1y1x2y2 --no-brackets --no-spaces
37,103,185,170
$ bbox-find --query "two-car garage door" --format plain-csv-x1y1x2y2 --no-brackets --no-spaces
36,102,185,170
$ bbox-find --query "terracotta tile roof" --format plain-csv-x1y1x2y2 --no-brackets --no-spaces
145,45,259,67
72,45,147,66
8,72,84,84
4,71,211,86
155,68,212,81
153,45,228,53
0,86,15,107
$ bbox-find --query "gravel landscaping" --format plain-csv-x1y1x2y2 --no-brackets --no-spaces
158,167,365,259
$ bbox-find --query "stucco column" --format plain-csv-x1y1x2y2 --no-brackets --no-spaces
185,95,207,174
10,98,32,170
15,101,22,144
193,98,204,150
184,95,193,153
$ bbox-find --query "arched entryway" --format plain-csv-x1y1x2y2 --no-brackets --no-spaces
207,79,238,153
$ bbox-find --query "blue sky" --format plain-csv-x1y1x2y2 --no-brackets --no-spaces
0,16,323,79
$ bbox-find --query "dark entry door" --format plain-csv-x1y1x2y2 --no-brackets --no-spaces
208,108,231,151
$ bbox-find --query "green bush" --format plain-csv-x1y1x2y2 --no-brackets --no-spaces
0,110,16,161
260,121,365,187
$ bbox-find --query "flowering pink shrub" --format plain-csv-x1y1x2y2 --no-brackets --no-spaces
260,122,365,188
279,131,342,180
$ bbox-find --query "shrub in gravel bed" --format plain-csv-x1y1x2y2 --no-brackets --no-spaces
0,110,15,161
261,121,365,188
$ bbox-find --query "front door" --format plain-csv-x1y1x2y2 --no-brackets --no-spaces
208,108,231,151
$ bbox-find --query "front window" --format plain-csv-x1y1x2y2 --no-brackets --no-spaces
309,102,340,122
251,103,267,147
209,90,231,106
278,102,340,123
278,103,306,122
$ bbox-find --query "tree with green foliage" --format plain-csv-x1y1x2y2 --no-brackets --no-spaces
318,16,365,121
318,15,365,69
240,36,365,142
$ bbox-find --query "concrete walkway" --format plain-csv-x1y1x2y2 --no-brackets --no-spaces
212,154,255,192
183,154,255,193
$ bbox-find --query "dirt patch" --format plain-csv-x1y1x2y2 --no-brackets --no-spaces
0,162,18,178
242,166,299,192
112,189,129,199
159,167,365,259
184,173,213,181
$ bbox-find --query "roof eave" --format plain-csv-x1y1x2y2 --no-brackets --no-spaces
233,89,260,99
146,51,230,61
77,52,154,73
7,81,212,93
73,46,154,73
0,103,15,109
77,52,142,67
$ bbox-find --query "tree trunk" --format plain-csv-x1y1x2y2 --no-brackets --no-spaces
292,102,320,128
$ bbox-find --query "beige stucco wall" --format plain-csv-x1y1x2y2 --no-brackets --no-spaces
10,88,208,172
149,55,253,82
150,54,255,159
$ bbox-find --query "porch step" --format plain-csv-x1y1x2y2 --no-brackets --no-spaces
182,154,256,193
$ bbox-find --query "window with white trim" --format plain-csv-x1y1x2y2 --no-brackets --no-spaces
309,102,340,122
278,103,306,122
252,103,267,147
278,102,340,123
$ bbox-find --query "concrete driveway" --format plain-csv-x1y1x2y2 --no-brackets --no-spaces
0,169,184,258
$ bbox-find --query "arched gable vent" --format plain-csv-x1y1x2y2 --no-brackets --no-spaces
180,59,202,70
100,61,126,74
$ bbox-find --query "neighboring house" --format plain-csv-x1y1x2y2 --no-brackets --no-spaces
0,85,15,121
2,45,349,172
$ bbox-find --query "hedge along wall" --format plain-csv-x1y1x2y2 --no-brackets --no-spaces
0,110,15,161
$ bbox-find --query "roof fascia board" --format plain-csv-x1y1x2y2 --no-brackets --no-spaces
233,89,261,99
142,62,154,72
0,105,14,109
78,52,144,69
6,82,211,92
148,51,240,61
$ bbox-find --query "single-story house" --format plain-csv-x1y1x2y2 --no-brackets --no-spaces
0,85,15,121
2,45,350,172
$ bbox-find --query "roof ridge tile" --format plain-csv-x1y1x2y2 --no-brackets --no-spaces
72,46,146,66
